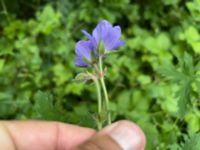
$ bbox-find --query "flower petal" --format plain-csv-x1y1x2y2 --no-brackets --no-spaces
92,20,112,45
75,40,94,66
82,30,98,49
112,40,125,50
75,40,94,59
103,25,122,50
81,30,92,39
75,55,88,67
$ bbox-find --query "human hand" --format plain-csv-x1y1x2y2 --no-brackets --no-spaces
0,120,145,150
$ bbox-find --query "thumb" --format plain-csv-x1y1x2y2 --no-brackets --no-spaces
74,120,146,150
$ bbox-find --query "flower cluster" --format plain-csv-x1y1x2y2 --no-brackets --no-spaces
74,20,124,129
75,20,125,67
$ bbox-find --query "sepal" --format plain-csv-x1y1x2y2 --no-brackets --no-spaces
98,40,105,55
74,72,95,83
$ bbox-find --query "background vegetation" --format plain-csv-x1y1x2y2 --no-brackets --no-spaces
0,0,200,149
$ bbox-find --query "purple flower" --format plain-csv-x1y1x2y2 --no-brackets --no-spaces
75,40,96,67
75,20,125,67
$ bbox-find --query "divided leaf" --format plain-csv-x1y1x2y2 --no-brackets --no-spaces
176,79,192,117
182,133,200,150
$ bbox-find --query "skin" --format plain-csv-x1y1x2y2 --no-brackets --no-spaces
0,120,146,150
0,121,96,150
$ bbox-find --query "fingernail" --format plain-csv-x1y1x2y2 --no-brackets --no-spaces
104,121,146,150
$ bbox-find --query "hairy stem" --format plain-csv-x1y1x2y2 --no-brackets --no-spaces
99,56,111,125
94,76,103,130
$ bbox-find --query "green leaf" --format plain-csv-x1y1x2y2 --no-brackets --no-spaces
65,82,84,95
52,63,72,85
194,61,200,72
182,26,200,53
143,33,171,53
72,104,95,128
137,74,151,85
163,0,180,5
177,79,192,117
182,133,200,150
185,111,200,133
187,0,200,22
157,64,186,82
182,52,194,75
138,121,160,150
0,59,5,71
33,91,66,121
161,95,179,114
195,81,200,93
116,91,131,115
34,5,61,34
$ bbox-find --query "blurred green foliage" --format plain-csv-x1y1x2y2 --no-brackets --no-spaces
0,0,200,149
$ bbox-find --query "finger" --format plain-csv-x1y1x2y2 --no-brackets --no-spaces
74,120,146,150
0,120,96,150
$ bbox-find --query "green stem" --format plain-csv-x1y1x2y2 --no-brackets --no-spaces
99,56,111,125
94,77,103,130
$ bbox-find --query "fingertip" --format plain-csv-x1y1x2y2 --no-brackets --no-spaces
118,120,146,150
100,120,146,150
